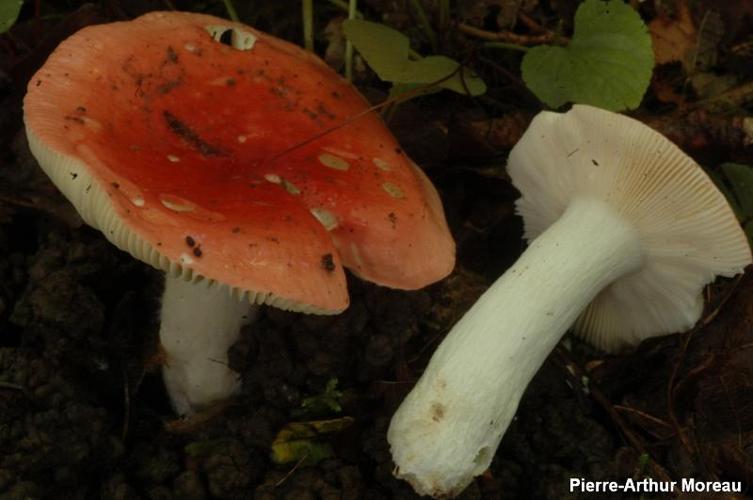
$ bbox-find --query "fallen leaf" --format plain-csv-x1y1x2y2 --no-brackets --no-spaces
649,1,695,67
270,417,354,466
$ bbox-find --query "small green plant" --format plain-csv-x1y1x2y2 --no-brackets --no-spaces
298,377,343,415
0,0,24,34
342,19,486,98
521,0,654,111
715,163,753,243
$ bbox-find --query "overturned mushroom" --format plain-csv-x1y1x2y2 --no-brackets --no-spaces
388,105,752,497
23,11,454,414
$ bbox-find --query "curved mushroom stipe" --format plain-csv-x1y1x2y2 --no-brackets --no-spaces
388,105,752,498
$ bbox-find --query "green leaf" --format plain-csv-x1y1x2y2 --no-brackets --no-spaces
716,163,753,246
343,19,486,96
521,0,654,111
0,0,24,34
708,169,741,217
745,221,753,244
298,377,343,415
721,163,753,217
342,20,407,81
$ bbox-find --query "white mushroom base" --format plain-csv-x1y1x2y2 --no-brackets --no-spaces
160,274,257,415
387,198,644,497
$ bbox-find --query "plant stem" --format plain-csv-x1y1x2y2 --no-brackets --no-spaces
302,0,314,51
483,41,529,52
344,0,357,81
222,0,240,22
438,0,450,38
408,0,437,51
382,99,399,123
327,0,364,17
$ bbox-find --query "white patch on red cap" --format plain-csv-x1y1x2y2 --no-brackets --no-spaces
373,158,391,171
382,182,405,199
160,194,195,213
310,208,338,231
318,153,350,171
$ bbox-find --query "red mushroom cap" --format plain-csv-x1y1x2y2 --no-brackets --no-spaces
23,11,455,313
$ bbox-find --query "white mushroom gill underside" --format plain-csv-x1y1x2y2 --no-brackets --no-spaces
24,127,337,316
508,105,752,352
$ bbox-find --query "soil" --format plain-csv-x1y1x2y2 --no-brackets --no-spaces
2,1,753,500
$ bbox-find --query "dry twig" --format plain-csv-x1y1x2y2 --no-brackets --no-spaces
555,347,674,484
457,21,564,46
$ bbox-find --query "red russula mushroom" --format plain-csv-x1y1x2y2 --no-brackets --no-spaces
24,11,454,413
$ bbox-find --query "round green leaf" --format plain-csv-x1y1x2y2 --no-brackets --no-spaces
521,0,654,111
0,0,24,34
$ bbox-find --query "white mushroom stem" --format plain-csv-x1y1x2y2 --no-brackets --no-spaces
388,198,645,498
159,274,257,415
